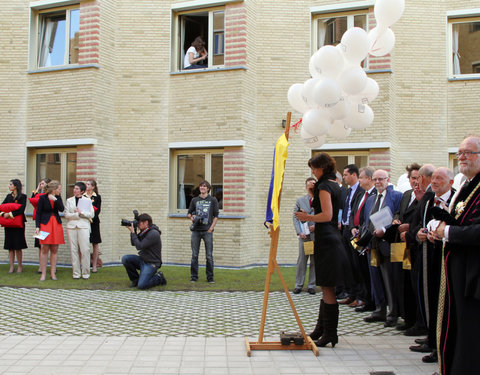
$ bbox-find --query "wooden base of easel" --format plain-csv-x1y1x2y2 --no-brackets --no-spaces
245,337,319,357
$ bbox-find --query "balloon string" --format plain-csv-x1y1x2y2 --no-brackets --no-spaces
292,118,302,133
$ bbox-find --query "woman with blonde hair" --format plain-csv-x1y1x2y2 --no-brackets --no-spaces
35,180,64,281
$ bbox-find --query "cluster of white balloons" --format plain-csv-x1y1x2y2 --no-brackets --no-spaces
288,0,405,148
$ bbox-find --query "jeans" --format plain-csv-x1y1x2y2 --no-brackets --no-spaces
191,231,214,281
122,254,163,290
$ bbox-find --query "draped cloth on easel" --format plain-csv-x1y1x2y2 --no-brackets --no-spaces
265,133,289,230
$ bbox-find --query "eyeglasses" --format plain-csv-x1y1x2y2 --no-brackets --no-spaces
373,177,388,182
456,150,480,158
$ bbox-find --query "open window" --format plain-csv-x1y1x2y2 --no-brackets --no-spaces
172,7,225,71
35,6,80,68
448,16,480,77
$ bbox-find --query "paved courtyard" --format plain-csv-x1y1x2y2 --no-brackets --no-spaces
0,287,438,374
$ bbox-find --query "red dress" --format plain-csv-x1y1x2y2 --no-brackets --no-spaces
40,201,64,245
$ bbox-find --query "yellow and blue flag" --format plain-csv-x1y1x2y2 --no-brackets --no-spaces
265,133,289,230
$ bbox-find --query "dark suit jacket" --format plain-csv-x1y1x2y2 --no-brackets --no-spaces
349,187,377,230
35,193,64,227
396,189,418,224
343,183,364,226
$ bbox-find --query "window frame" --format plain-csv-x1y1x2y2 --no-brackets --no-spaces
29,3,80,70
447,12,480,79
171,6,225,72
27,147,77,205
170,148,224,213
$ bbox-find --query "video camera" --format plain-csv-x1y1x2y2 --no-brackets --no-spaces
121,210,140,229
190,215,202,231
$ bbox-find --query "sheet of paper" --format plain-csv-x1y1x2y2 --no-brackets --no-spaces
370,206,393,230
34,231,49,240
77,197,93,213
302,222,310,235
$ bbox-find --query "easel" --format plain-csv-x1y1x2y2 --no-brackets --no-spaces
245,112,319,357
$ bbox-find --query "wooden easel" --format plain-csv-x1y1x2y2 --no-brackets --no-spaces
245,112,319,357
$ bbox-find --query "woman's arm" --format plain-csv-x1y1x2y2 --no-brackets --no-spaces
295,190,333,223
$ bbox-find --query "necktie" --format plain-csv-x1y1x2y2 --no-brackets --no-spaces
353,191,369,227
372,193,383,214
342,188,352,224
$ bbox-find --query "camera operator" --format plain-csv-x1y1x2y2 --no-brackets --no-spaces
121,213,166,289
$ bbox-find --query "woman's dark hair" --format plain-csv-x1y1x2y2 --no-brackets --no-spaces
137,213,152,226
87,179,99,194
75,182,87,193
191,36,205,52
308,153,336,179
10,179,22,196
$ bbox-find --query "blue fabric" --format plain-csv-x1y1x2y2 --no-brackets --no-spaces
264,147,276,226
121,254,162,289
190,231,214,281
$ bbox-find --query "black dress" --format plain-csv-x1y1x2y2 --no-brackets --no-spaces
2,193,28,250
312,177,347,287
85,193,102,244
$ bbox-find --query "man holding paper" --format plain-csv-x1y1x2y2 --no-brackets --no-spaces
292,177,316,294
65,182,94,279
362,169,402,326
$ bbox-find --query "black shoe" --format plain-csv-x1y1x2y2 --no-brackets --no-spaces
293,288,302,294
307,288,316,295
364,314,386,323
415,337,428,345
208,279,215,284
355,304,376,313
190,278,198,282
384,320,397,328
156,271,167,286
395,323,412,331
404,326,428,336
129,281,138,288
422,352,438,363
409,343,432,353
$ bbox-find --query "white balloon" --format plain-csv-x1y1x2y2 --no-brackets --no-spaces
339,66,367,95
374,0,405,27
313,78,341,108
311,45,345,79
368,27,396,57
327,96,350,120
302,78,321,107
287,83,310,113
302,108,332,136
343,102,374,129
309,56,321,78
301,126,326,149
327,120,351,139
349,78,379,105
340,27,370,64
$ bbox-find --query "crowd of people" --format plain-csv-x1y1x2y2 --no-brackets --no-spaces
293,135,480,375
1,179,102,281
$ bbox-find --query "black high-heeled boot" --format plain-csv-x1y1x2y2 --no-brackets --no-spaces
309,299,325,340
315,302,339,348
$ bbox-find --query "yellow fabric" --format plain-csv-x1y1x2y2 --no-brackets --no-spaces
271,133,289,230
390,242,406,262
303,241,314,255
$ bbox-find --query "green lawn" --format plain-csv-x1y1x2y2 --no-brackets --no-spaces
0,264,297,292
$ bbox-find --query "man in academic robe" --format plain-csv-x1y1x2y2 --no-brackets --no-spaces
434,135,480,375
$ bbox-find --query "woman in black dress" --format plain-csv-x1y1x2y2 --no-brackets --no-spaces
2,179,28,273
295,153,346,347
84,179,101,272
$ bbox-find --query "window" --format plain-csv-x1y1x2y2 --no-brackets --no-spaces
313,12,368,50
36,6,80,68
448,16,480,76
172,7,225,71
312,150,369,176
28,149,77,201
172,150,223,211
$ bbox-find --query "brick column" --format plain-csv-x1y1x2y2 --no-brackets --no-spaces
223,148,245,214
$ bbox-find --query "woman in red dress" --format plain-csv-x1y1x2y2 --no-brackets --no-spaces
31,178,50,273
35,180,64,281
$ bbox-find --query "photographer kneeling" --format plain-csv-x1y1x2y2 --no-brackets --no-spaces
121,213,166,289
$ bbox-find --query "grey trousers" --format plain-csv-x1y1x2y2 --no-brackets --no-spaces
295,239,316,289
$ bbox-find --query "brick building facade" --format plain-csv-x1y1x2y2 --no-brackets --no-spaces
0,0,479,267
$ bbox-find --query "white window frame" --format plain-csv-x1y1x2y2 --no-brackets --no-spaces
29,2,81,70
447,9,480,79
171,6,225,72
170,148,224,212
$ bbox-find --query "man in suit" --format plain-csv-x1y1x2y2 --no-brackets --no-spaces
362,169,402,327
392,163,421,332
434,136,480,375
338,164,365,306
349,166,377,312
65,182,94,279
408,167,455,363
292,177,316,294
